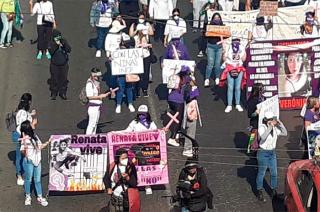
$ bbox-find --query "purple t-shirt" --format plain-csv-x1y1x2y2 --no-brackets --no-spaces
304,109,319,123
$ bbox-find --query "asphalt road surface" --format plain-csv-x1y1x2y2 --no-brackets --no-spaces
0,0,304,211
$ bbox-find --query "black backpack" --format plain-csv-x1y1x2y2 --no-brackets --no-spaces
5,110,17,132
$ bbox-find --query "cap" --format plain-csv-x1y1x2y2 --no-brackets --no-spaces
109,20,126,33
138,105,148,113
91,68,102,77
264,111,274,119
185,158,198,168
52,29,62,39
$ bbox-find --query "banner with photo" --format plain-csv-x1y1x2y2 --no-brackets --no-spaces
48,134,108,192
111,48,144,75
246,38,320,110
306,121,320,159
107,130,169,187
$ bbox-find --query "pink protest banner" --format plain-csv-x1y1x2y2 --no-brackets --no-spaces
107,130,169,186
48,134,108,192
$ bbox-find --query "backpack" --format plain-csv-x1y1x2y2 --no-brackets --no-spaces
79,80,94,105
5,111,17,132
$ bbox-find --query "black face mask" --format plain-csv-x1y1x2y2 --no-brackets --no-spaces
256,17,265,26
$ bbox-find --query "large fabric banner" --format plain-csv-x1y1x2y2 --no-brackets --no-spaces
107,130,169,186
111,48,144,75
219,3,320,44
48,134,108,192
247,38,320,110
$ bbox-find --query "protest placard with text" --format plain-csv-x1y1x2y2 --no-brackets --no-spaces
162,59,196,83
205,25,231,37
111,48,144,75
259,1,278,16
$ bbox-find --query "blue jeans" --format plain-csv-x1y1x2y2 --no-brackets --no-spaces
116,76,133,105
96,26,109,50
15,142,24,176
205,43,222,80
181,207,189,212
0,13,13,44
23,158,43,196
227,71,243,106
256,149,278,190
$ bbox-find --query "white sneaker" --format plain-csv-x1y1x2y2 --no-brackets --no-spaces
145,187,153,195
236,105,244,112
17,176,24,186
37,196,48,207
225,106,232,113
95,50,101,58
168,138,180,147
182,150,193,157
128,104,135,112
115,105,121,114
215,78,220,85
25,195,31,206
204,79,210,87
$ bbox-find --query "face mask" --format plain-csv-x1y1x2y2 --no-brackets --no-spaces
212,19,221,25
307,17,315,25
231,41,240,53
120,158,128,166
256,17,265,25
138,19,145,24
173,15,179,21
139,114,147,121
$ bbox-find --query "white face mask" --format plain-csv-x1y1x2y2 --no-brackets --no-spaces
173,15,179,21
138,19,145,24
120,158,128,166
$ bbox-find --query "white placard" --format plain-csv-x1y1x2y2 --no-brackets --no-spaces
162,59,196,83
111,48,144,75
257,95,280,126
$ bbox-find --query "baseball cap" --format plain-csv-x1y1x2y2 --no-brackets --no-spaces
138,105,148,113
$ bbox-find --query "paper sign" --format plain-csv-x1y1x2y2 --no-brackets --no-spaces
162,59,196,83
111,48,144,75
205,25,231,37
259,1,278,16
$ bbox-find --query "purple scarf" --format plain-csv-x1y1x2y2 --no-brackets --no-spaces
232,41,240,53
138,114,150,129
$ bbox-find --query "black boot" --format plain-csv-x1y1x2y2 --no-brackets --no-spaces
59,93,67,100
257,190,266,202
271,189,278,199
51,92,57,100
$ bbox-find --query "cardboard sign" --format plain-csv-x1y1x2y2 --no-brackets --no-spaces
257,95,280,126
107,130,169,186
259,1,278,16
205,25,231,37
162,59,196,83
111,48,144,75
48,134,108,192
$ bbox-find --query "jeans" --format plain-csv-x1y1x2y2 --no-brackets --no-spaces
181,207,189,212
184,120,196,152
15,142,24,176
205,43,222,80
136,56,151,93
227,71,243,106
23,158,43,196
0,13,13,44
154,20,166,42
116,76,133,105
256,149,278,190
96,26,109,51
86,106,101,135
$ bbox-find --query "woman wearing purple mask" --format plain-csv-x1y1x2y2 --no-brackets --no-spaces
300,11,319,38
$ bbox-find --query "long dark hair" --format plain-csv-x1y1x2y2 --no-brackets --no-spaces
211,12,223,25
20,120,38,148
114,148,128,165
17,93,32,111
249,83,264,100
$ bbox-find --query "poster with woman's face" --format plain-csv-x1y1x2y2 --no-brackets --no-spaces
278,52,311,98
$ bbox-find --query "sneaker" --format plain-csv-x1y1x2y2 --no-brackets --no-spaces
115,105,121,114
197,51,203,58
182,150,193,157
37,196,48,207
235,105,243,112
271,189,278,199
5,43,13,48
96,50,101,58
46,51,51,60
257,190,266,202
204,79,210,87
192,29,198,33
128,104,135,112
36,51,42,60
168,138,180,147
215,78,220,85
0,44,7,48
25,195,31,206
145,187,153,195
225,106,232,113
143,90,149,97
17,176,24,186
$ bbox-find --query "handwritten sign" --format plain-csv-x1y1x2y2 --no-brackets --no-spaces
259,1,278,16
111,48,144,75
257,95,280,126
205,25,231,37
162,59,196,83
107,130,169,186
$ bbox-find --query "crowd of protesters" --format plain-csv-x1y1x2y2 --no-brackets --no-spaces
2,0,319,210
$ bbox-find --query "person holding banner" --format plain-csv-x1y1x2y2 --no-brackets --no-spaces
20,120,51,206
164,8,187,47
300,11,319,38
103,148,139,212
248,15,273,43
256,111,287,202
204,12,225,87
219,38,247,113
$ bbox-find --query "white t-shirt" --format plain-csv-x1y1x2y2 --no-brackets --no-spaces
258,125,282,150
31,1,55,26
20,136,42,166
125,120,157,132
225,45,246,66
164,18,187,42
149,0,174,20
96,6,112,28
86,79,102,105
16,109,32,134
111,165,128,196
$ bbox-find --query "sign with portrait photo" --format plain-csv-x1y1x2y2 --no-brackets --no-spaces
48,134,108,192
